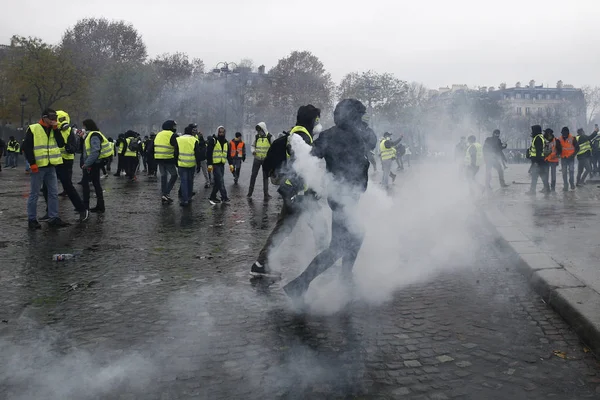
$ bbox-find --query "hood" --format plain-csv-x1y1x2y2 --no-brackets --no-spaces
334,99,366,127
256,122,269,136
162,120,177,133
56,110,71,131
215,126,226,137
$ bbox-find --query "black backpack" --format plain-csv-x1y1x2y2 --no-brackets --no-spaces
128,138,141,152
262,132,289,182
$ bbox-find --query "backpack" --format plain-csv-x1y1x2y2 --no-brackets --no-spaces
262,132,289,184
128,138,141,152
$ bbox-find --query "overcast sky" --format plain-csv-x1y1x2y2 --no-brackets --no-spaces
4,0,600,89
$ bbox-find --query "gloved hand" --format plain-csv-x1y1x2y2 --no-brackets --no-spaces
207,165,213,173
242,156,246,162
229,165,235,173
30,164,39,173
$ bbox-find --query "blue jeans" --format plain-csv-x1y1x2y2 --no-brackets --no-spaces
178,167,195,203
28,166,59,221
158,162,178,196
210,164,228,200
6,153,17,167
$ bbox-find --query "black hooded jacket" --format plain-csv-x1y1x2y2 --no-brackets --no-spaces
312,101,377,192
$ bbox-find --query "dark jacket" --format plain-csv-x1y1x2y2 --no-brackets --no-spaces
530,135,545,164
577,132,598,158
312,121,377,192
207,136,232,166
483,136,507,162
23,122,65,166
197,135,207,160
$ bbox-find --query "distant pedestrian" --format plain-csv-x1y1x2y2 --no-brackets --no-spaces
526,125,550,195
543,128,560,193
230,132,246,184
197,131,211,188
575,127,598,186
207,126,232,204
5,136,20,168
247,122,272,200
557,127,579,191
79,119,111,213
176,125,204,206
464,135,484,196
483,129,509,189
154,120,179,204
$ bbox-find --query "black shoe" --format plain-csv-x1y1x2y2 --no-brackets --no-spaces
90,207,105,213
234,179,238,185
500,183,510,188
39,213,50,222
165,195,174,204
209,197,221,205
28,220,41,230
246,192,253,198
179,201,189,207
161,195,170,204
58,191,68,197
79,209,90,222
48,218,71,227
390,173,397,183
222,198,231,204
283,279,307,302
204,184,210,189
250,262,282,279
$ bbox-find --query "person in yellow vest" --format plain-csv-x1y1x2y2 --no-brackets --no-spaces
122,130,141,182
229,132,246,185
464,135,484,195
22,108,70,229
575,127,598,186
153,120,179,204
176,125,203,207
207,126,233,204
113,133,126,176
379,132,399,188
526,125,550,195
40,110,88,222
5,136,19,168
79,119,112,212
247,122,273,200
141,135,149,173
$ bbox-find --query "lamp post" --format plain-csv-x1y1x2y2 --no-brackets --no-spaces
212,62,238,130
19,94,27,132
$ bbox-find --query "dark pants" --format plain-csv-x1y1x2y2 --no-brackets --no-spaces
105,156,112,172
178,167,194,203
547,162,558,191
115,154,124,175
158,162,178,196
466,165,482,195
530,162,549,192
42,160,85,212
142,155,147,171
82,164,104,210
148,157,157,176
577,156,592,184
286,200,363,294
248,158,269,196
232,159,242,183
210,164,228,200
561,157,576,189
124,156,138,179
485,159,506,187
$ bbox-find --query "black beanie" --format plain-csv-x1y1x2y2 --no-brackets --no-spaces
531,125,542,136
162,120,177,132
296,105,321,130
561,127,569,135
184,126,193,135
235,132,242,138
334,99,366,127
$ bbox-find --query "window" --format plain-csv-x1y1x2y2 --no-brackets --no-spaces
516,107,522,115
555,94,560,99
525,107,531,115
516,93,522,99
525,93,530,99
546,94,551,100
538,94,543,100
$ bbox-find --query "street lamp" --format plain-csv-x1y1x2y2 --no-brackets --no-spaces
212,62,239,129
19,94,27,131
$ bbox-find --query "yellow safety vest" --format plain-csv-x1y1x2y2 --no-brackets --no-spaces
109,141,115,156
177,135,198,168
154,130,175,160
464,142,483,166
576,135,591,156
528,134,545,158
29,123,63,167
59,129,75,160
286,126,313,159
255,137,270,160
212,140,228,164
124,138,137,157
379,138,396,160
7,141,17,152
84,131,112,160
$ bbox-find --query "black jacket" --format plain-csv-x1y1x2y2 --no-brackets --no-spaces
312,122,377,192
206,136,232,166
23,123,65,166
483,136,507,162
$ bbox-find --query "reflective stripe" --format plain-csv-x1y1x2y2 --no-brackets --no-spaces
577,136,591,155
177,135,198,167
85,131,112,160
464,142,483,166
528,134,545,158
286,126,313,158
154,130,175,159
29,123,63,167
379,139,396,160
255,137,270,160
212,141,228,164
124,138,137,157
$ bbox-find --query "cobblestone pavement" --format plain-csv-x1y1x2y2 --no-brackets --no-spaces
0,161,599,399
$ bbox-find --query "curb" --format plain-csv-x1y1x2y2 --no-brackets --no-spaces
482,206,600,357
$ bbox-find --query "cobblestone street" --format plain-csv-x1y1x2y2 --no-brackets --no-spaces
0,163,598,399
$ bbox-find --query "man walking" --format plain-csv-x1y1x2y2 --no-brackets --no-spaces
230,132,246,184
176,125,203,206
576,127,598,186
379,132,400,188
207,126,233,204
464,135,484,196
197,131,211,188
6,136,20,168
558,127,579,191
154,120,179,204
526,125,549,195
543,128,560,193
483,129,509,189
283,99,377,300
22,109,70,229
247,122,272,200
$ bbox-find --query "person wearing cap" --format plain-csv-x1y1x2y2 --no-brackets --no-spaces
526,125,549,195
153,120,179,204
229,132,246,185
283,99,377,300
575,127,598,186
176,125,203,206
250,105,322,278
482,129,509,190
557,127,579,191
379,132,400,188
542,128,560,193
22,108,70,229
247,122,273,200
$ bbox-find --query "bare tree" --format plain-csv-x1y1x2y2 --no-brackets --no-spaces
582,85,600,125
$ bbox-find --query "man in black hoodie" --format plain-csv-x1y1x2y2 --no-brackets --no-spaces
250,104,322,278
283,99,377,299
483,129,509,189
